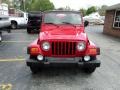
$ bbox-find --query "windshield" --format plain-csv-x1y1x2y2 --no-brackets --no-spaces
44,12,82,25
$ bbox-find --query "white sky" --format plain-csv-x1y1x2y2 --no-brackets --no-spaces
50,0,120,10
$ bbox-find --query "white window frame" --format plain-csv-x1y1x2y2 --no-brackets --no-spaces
113,9,120,28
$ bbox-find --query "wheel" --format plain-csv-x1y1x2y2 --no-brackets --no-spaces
11,22,17,29
83,67,96,74
0,33,2,42
27,29,31,34
30,66,39,74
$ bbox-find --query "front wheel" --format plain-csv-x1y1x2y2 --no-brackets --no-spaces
27,29,31,34
30,66,39,74
83,67,96,74
0,33,2,42
11,22,17,29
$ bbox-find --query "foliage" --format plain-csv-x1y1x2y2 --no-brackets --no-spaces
24,0,54,11
98,5,108,16
79,8,86,16
86,6,97,15
79,5,108,16
57,7,64,10
2,0,54,12
57,6,71,10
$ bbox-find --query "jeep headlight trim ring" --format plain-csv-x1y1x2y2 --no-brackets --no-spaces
77,41,86,51
42,41,50,51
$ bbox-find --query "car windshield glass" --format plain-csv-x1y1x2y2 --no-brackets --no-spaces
44,12,82,25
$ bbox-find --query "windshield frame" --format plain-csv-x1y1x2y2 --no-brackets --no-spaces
43,11,83,25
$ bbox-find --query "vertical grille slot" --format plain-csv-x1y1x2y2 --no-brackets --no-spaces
52,41,76,56
52,42,54,54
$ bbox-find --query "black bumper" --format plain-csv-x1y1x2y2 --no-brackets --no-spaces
27,26,40,30
26,58,101,68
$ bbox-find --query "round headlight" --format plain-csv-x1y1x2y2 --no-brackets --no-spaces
42,42,50,51
77,42,86,51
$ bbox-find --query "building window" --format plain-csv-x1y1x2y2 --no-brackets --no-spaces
113,10,120,28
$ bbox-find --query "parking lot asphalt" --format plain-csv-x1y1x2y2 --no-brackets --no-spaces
0,25,120,90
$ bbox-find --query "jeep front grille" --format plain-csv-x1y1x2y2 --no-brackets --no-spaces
51,41,76,56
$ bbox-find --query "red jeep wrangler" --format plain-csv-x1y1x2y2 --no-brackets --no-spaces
26,10,100,74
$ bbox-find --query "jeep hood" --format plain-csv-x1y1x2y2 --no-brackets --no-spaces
39,26,88,41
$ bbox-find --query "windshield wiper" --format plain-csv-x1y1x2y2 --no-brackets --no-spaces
45,22,59,27
62,22,76,28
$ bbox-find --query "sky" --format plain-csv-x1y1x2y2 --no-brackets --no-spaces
50,0,120,10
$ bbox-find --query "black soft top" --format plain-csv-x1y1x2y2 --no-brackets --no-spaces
44,10,81,14
28,11,42,17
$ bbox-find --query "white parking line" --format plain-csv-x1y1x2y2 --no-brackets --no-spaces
0,84,12,90
2,41,31,43
0,58,25,62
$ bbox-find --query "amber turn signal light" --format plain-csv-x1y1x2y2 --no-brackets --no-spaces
89,48,97,54
30,47,39,53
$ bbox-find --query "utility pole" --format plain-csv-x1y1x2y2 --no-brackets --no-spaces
23,0,25,11
0,0,2,4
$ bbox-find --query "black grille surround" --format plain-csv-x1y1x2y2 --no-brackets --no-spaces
51,41,76,56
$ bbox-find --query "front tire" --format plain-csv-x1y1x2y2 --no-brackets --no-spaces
83,67,96,74
30,66,39,74
0,32,2,42
27,29,31,34
11,22,17,29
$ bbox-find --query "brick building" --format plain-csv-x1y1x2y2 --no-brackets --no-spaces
103,3,120,38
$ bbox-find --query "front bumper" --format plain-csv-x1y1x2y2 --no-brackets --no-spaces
27,26,40,30
26,57,101,67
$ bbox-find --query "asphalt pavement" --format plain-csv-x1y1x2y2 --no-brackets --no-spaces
0,25,120,90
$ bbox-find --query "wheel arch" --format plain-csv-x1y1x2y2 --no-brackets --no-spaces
11,20,18,25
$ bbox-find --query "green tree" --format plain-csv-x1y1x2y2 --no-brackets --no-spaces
1,0,54,11
57,6,71,10
79,8,86,16
25,0,54,11
98,5,108,16
86,6,97,15
2,0,9,3
18,0,33,11
57,7,64,10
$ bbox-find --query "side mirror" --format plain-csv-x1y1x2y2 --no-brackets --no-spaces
84,20,89,27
